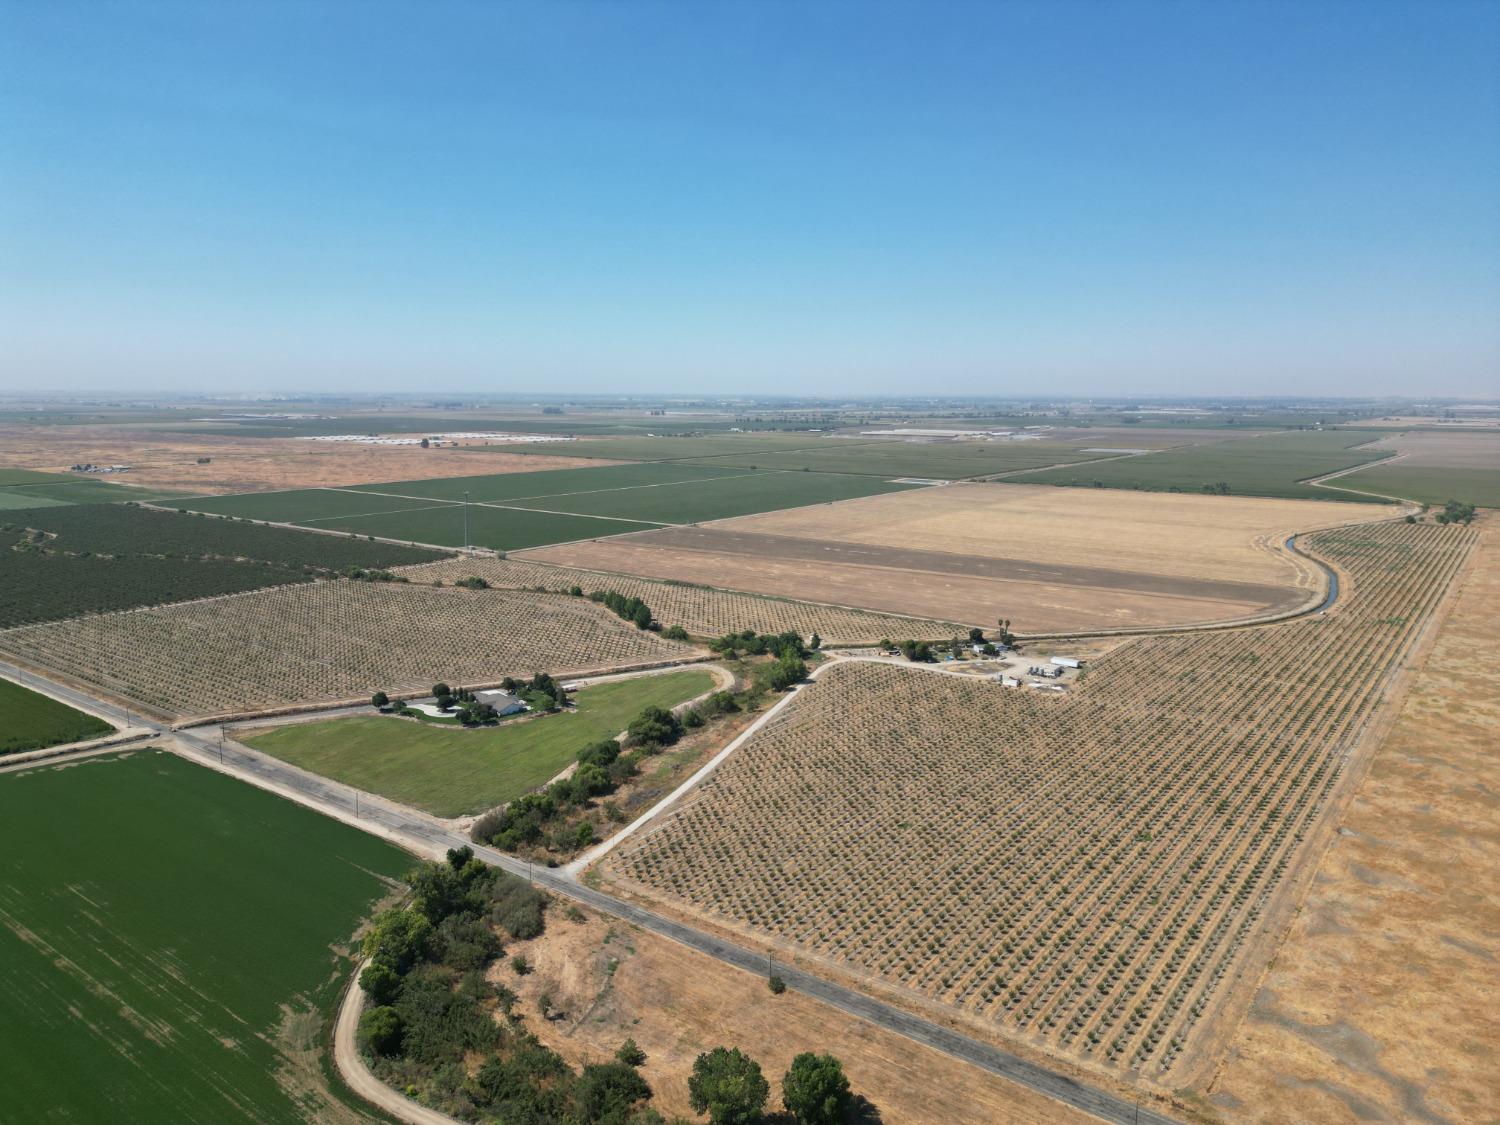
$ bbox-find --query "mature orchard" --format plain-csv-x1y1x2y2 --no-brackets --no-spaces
0,582,696,719
402,555,960,642
607,521,1476,1083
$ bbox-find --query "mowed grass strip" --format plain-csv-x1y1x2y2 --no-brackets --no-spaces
1017,429,1393,500
0,750,409,1124
242,669,717,817
0,677,112,754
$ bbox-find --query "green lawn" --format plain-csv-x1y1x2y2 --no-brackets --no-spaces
243,669,717,816
1323,463,1500,508
1014,430,1394,500
0,677,113,754
0,750,409,1123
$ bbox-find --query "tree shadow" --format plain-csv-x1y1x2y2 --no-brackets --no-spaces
847,1094,884,1124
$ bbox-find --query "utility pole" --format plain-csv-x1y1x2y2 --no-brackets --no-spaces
217,726,224,766
463,490,470,550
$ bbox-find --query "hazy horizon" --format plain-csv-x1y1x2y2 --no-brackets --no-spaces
3,1,1498,398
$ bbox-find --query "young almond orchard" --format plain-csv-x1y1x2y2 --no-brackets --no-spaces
0,581,696,719
604,520,1477,1085
401,554,961,642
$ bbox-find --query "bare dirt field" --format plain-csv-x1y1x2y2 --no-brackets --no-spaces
523,485,1383,633
601,522,1477,1090
1356,429,1500,468
496,905,1091,1123
1205,516,1499,1125
0,425,604,493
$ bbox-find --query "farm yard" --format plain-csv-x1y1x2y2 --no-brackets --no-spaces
176,460,920,549
603,519,1477,1086
526,485,1381,633
0,504,446,627
240,669,716,817
402,554,963,642
0,749,408,1124
1015,429,1394,500
0,676,112,754
0,581,697,719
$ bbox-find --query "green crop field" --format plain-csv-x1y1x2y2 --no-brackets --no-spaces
0,505,448,627
0,750,409,1123
473,433,882,462
504,468,919,522
345,460,752,502
675,441,1114,479
1015,429,1394,500
0,468,186,506
243,669,716,816
0,677,112,754
179,461,918,549
1324,463,1500,508
312,502,651,551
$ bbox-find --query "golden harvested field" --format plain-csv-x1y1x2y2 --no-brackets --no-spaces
525,485,1384,632
0,581,695,720
400,555,962,642
603,520,1476,1089
0,424,602,493
1207,517,1499,1124
500,905,1091,1124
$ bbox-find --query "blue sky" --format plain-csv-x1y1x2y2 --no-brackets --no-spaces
2,1,1497,397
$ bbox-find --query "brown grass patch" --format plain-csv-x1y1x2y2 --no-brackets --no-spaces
0,424,608,494
496,905,1090,1123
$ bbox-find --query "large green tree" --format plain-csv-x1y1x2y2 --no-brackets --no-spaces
781,1052,851,1125
687,1047,768,1125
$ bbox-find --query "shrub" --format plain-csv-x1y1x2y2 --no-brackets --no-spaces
358,1005,403,1058
627,705,683,748
359,961,401,1005
573,1061,652,1122
616,1037,646,1066
767,974,786,995
371,690,389,709
663,624,690,641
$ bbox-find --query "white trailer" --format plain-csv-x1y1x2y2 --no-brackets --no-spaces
1050,656,1082,669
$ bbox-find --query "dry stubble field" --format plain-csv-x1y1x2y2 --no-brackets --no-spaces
603,520,1476,1090
1209,515,1499,1125
525,485,1384,633
401,555,963,642
0,424,601,493
0,581,696,719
